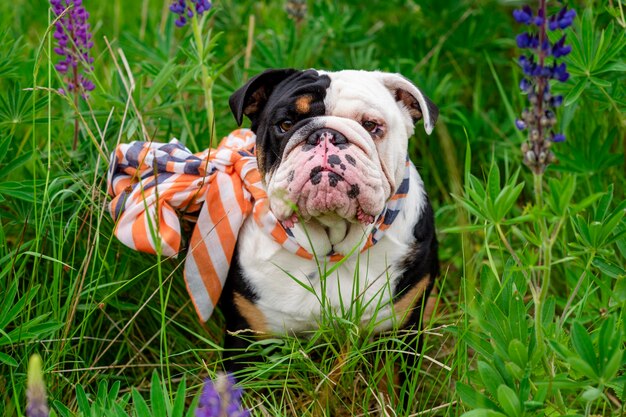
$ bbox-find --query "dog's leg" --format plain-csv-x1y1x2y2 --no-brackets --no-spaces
389,200,440,408
219,252,268,373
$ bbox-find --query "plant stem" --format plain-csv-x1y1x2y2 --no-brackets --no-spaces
559,254,595,326
191,14,215,149
533,172,550,350
495,223,530,281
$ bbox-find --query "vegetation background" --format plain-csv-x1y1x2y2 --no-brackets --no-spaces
0,0,624,416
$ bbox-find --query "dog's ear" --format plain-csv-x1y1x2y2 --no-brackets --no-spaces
229,69,300,126
377,73,438,135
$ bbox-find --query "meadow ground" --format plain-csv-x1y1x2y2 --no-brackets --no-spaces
1,0,625,416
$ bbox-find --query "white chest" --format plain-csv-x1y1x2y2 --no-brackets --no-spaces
235,169,426,334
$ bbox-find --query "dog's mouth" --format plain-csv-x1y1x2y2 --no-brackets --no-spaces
268,123,387,227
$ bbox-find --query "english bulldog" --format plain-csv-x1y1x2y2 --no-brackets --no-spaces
220,69,439,374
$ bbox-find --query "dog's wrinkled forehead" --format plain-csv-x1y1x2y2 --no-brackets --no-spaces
229,69,438,174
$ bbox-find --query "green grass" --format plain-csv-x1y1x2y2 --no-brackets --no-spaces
1,0,625,416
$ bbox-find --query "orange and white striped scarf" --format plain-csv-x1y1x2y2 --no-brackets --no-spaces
107,129,410,322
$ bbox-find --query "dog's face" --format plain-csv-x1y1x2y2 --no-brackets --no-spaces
230,69,438,232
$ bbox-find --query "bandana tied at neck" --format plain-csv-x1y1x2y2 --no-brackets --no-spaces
107,129,410,322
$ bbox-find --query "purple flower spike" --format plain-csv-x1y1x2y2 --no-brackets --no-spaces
513,2,576,173
170,0,212,27
27,355,49,417
195,373,251,417
50,0,95,97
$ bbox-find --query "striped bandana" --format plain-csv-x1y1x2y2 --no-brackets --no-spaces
107,128,410,322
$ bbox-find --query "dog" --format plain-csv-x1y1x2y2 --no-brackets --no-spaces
219,69,440,377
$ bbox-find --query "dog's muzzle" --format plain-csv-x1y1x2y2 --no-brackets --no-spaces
268,118,388,224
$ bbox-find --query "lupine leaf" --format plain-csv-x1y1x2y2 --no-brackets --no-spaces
132,388,152,417
461,410,508,417
564,78,587,106
571,322,597,372
488,162,500,205
496,384,521,417
76,384,91,415
150,371,167,417
456,382,500,410
478,360,504,399
592,257,626,278
171,376,187,417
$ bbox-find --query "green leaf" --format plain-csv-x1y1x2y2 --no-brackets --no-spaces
456,382,499,409
0,151,33,179
132,388,152,417
108,381,122,405
171,377,187,417
76,384,91,415
595,185,613,222
564,78,587,106
52,400,72,417
568,356,598,379
496,384,521,417
478,360,504,399
603,348,623,381
488,162,500,204
150,371,167,417
0,351,17,367
461,410,508,417
614,278,626,303
141,61,178,107
571,322,597,372
581,387,602,402
592,257,626,278
508,339,528,369
504,361,523,381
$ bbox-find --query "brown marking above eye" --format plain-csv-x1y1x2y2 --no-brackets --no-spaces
295,95,312,114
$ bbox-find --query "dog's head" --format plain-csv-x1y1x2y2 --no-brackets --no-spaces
230,69,437,244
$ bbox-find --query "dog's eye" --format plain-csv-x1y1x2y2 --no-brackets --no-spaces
362,120,379,133
278,120,294,133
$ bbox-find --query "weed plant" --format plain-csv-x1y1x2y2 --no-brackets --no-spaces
0,0,624,416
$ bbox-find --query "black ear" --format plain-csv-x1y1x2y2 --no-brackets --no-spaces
229,69,300,125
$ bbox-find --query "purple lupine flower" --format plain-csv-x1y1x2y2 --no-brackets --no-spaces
170,0,212,27
50,0,95,96
513,1,576,174
26,354,49,417
512,5,533,24
195,373,250,417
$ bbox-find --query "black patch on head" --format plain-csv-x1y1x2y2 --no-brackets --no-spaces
229,69,331,175
327,154,341,166
287,170,295,182
347,183,360,198
345,154,357,166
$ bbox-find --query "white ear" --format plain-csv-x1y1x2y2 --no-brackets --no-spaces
377,73,439,135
